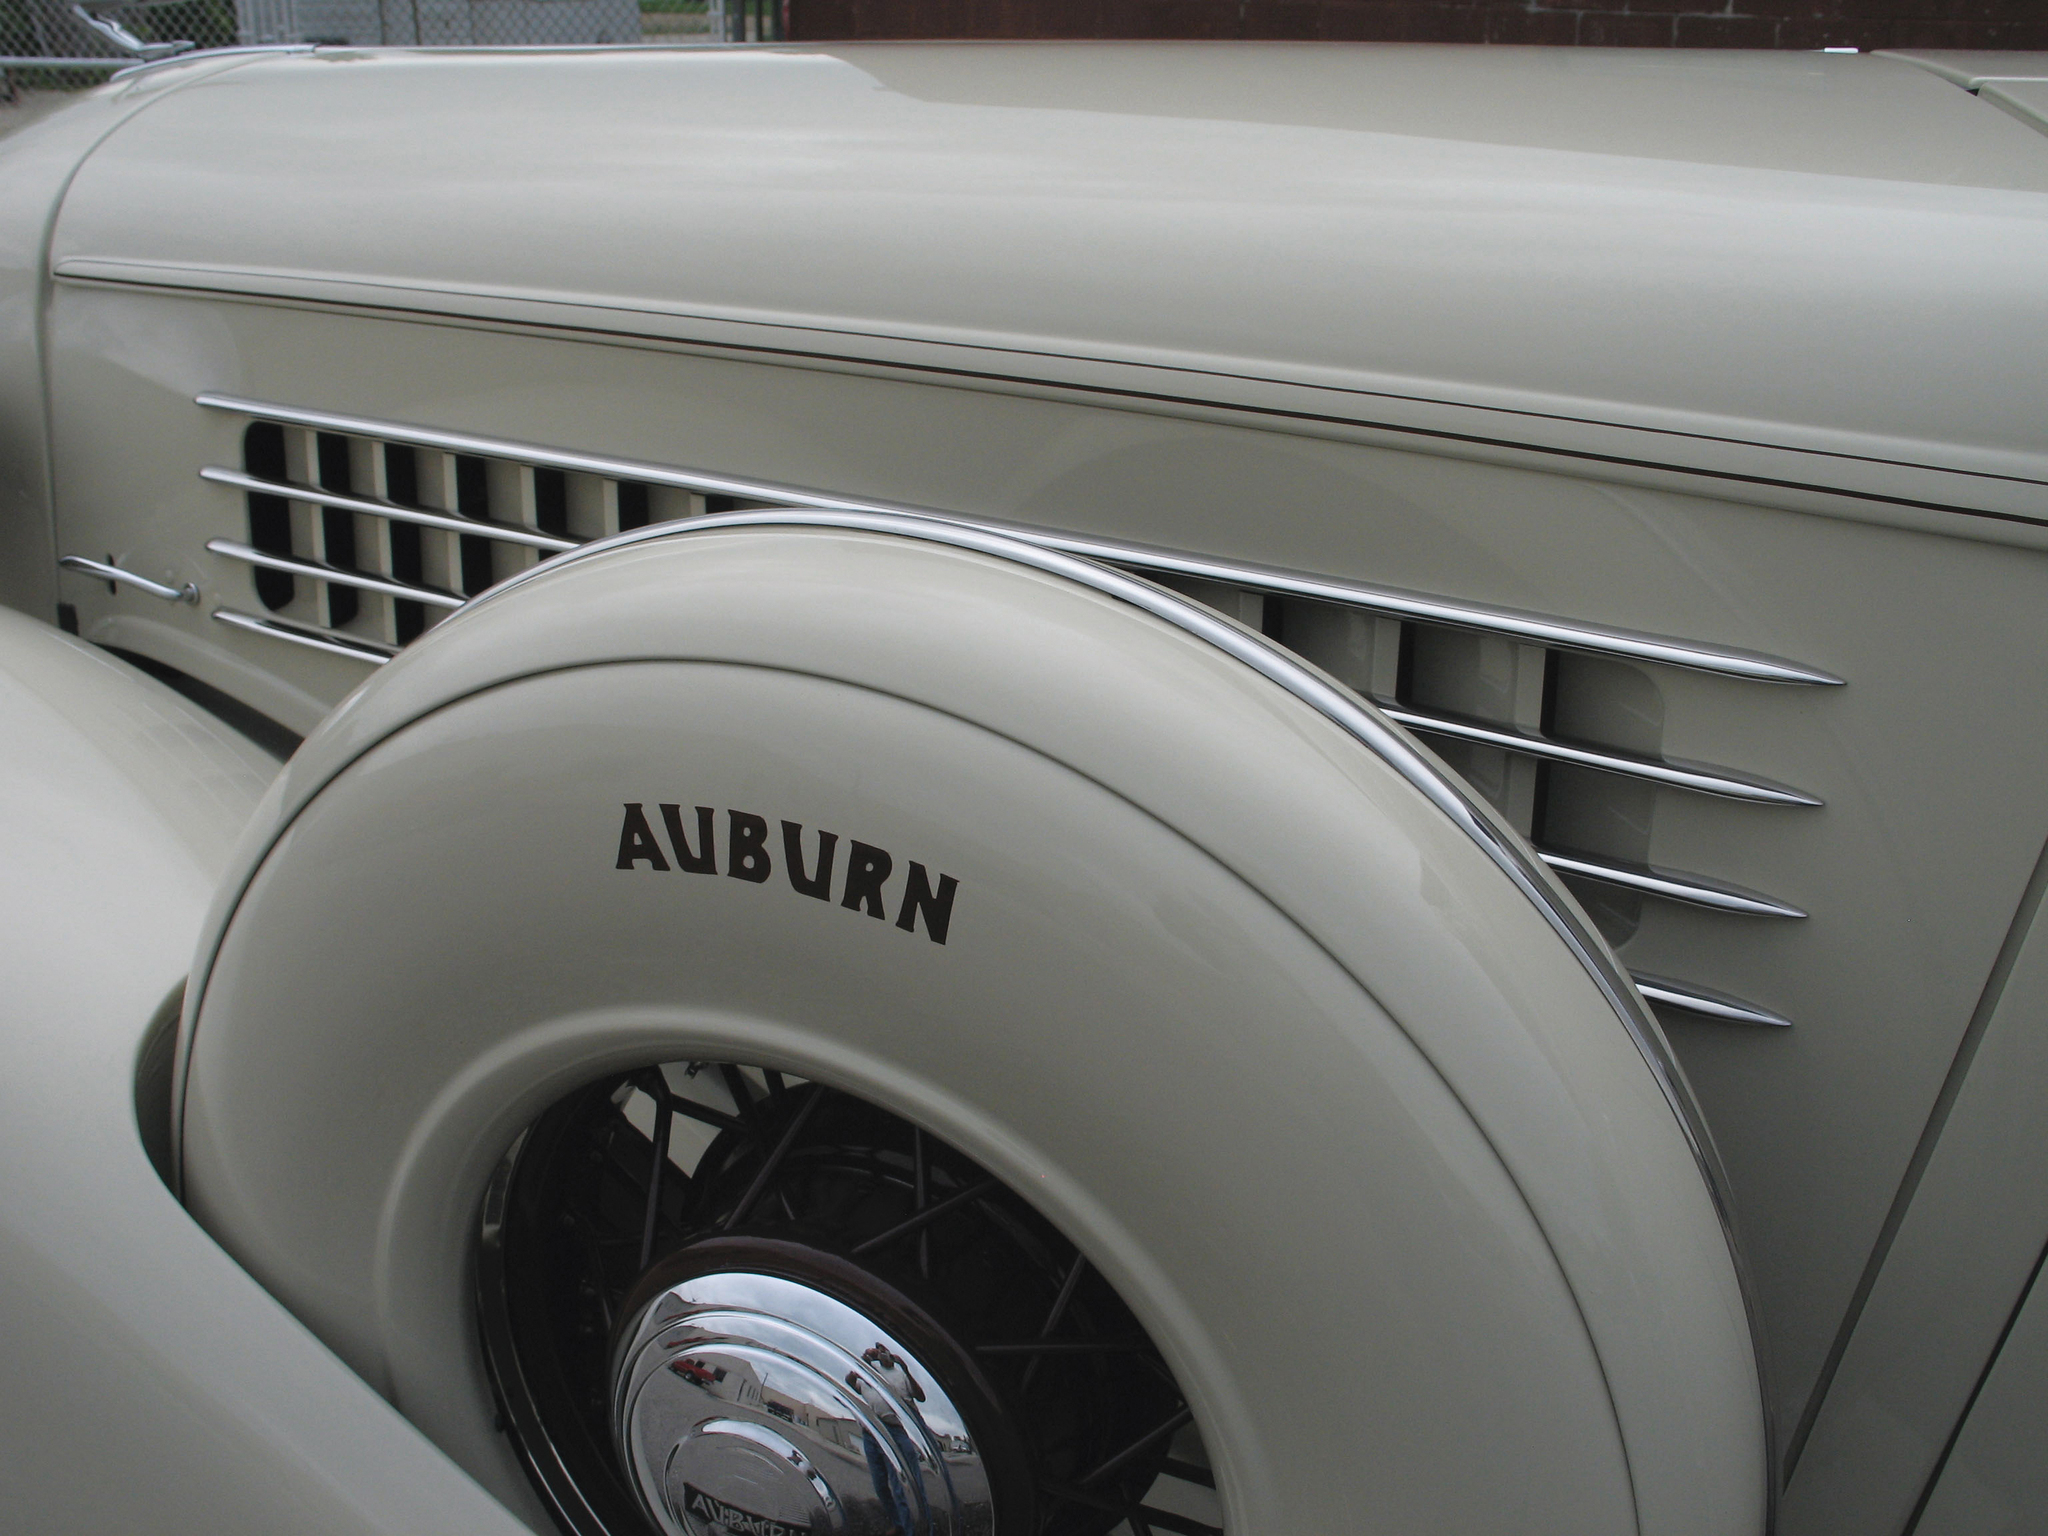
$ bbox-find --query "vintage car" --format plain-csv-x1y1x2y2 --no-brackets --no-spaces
3,37,2047,1536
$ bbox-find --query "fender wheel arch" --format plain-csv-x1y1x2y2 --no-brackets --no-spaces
176,509,1768,1536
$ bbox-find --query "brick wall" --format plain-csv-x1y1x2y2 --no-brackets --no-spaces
787,0,2048,50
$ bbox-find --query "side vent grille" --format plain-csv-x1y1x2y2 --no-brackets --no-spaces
207,420,721,661
1147,574,1815,1029
198,395,1835,1028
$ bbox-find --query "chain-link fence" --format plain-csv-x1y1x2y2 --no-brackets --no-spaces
4,0,784,98
3,0,227,93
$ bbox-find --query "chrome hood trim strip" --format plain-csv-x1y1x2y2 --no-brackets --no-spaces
1633,974,1794,1030
212,606,397,662
196,393,1840,686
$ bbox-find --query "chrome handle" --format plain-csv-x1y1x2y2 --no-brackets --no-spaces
58,555,199,605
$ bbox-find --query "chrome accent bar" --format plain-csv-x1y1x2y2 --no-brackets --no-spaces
200,466,580,553
1631,972,1793,1028
1539,850,1806,918
211,607,396,663
1385,704,1822,806
1073,543,1841,686
193,393,1842,687
205,539,466,609
58,554,198,604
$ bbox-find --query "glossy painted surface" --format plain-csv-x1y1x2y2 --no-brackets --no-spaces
1981,81,2048,136
39,283,2048,1497
0,51,269,620
1780,848,2048,1535
0,607,528,1535
40,45,2048,516
180,525,1761,1534
8,38,2048,1536
1913,1259,2048,1536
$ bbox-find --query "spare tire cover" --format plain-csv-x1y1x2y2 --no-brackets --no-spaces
178,515,1764,1536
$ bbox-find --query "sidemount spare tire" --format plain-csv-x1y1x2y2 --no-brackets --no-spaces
175,510,1765,1536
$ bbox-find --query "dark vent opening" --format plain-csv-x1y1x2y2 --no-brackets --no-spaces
386,490,427,642
383,443,419,506
1545,761,1654,947
323,548,360,625
1407,625,1518,724
1557,866,1645,950
245,421,287,483
456,454,489,518
1527,655,1563,847
1541,655,1663,949
1260,595,1287,645
1527,761,1557,847
460,538,494,596
316,432,351,491
533,468,569,537
704,494,738,515
1550,653,1664,756
388,517,423,586
616,481,651,532
382,445,427,639
242,422,294,611
316,433,359,628
457,455,494,595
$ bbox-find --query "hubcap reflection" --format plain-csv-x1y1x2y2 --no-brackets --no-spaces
614,1271,992,1536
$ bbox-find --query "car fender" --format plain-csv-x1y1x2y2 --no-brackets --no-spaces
0,607,530,1536
179,517,1767,1535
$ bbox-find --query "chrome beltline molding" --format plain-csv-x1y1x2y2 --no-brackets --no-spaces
194,393,1842,686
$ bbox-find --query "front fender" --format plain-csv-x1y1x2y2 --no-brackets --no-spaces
0,607,529,1535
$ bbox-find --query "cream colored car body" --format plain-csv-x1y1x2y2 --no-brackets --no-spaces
3,39,2047,1536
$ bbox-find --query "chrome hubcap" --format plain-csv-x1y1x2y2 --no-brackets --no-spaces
615,1271,994,1536
481,1062,1221,1536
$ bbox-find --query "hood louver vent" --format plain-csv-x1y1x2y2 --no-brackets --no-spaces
198,395,1832,1032
208,418,709,657
1143,573,1812,1030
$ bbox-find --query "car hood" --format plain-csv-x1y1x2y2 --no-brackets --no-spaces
43,43,2048,493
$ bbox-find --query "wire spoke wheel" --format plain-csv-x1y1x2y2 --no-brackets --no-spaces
479,1062,1224,1536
